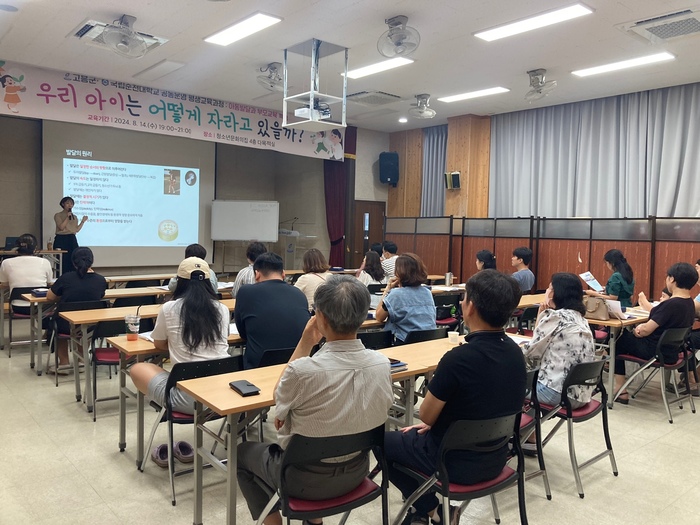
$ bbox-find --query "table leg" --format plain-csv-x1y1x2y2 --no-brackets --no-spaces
404,376,415,427
35,302,43,375
119,352,127,452
82,325,94,412
72,327,82,402
607,326,621,409
28,299,36,369
136,361,145,467
0,289,5,350
226,413,237,525
193,401,204,525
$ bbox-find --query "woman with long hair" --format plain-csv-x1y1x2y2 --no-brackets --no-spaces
130,257,230,420
294,248,332,310
475,249,497,271
523,273,596,409
585,249,635,307
376,252,436,343
47,247,107,373
357,250,387,286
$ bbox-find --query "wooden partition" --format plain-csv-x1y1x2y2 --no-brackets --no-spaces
385,217,452,276
653,218,700,298
535,219,591,291
457,218,496,283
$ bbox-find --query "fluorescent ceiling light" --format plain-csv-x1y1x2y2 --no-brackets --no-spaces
344,58,413,79
475,3,593,42
205,12,281,46
572,52,675,77
438,87,510,103
398,117,408,123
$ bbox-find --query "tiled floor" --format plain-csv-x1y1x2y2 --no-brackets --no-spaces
2,325,700,525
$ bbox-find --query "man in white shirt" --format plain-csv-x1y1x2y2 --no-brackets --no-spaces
231,242,267,298
237,275,393,525
381,240,399,279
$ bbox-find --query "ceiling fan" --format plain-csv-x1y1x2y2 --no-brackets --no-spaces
408,93,436,119
257,62,283,92
101,15,148,59
525,68,557,102
377,15,421,58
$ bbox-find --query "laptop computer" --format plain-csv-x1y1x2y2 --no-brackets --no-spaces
3,236,19,251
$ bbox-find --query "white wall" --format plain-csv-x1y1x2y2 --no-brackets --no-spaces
355,128,390,202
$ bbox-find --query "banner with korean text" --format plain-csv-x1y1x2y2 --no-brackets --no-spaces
0,60,344,161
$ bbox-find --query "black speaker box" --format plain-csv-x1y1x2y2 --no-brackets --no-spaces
379,152,399,187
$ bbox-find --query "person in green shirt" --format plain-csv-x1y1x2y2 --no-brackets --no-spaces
585,249,635,307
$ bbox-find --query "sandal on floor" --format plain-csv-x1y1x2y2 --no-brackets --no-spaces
614,393,629,405
151,444,169,468
434,503,462,524
173,441,194,463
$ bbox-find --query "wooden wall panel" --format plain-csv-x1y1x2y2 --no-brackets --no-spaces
445,115,491,218
653,242,700,299
495,238,531,279
451,236,463,282
460,236,496,283
536,240,590,291
386,234,416,254
415,235,450,275
590,241,651,304
387,130,423,217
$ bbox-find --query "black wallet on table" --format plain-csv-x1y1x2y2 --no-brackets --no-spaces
229,380,261,397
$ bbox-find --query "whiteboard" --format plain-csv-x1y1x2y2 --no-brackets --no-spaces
211,200,279,241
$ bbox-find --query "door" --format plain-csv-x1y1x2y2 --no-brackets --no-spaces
350,200,386,268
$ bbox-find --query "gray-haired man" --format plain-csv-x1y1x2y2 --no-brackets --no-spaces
237,275,393,525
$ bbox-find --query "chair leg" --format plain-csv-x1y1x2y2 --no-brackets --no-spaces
92,357,98,422
517,474,529,525
490,494,501,524
659,372,674,423
601,405,618,476
168,419,176,506
630,368,659,398
566,419,584,498
255,494,280,525
391,475,438,525
8,317,12,357
535,432,552,500
442,495,451,525
141,406,166,471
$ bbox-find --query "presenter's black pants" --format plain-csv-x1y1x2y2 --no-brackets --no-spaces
54,234,78,274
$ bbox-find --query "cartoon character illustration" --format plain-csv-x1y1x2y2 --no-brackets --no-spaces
310,131,330,155
0,74,26,114
328,129,344,160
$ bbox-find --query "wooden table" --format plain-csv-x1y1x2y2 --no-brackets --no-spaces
518,293,546,309
0,249,66,277
177,337,455,525
59,299,236,412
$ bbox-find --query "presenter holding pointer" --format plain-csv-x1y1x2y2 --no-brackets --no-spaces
54,196,88,273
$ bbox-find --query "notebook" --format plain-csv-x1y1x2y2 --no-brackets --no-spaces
579,271,604,293
389,358,408,374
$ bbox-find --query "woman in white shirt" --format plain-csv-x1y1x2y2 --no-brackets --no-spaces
523,272,596,409
130,257,230,415
0,233,53,315
294,248,332,311
357,250,387,286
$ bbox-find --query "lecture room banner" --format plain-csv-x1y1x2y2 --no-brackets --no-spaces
0,60,344,161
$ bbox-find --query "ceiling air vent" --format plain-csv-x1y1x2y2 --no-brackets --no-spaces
347,90,402,107
618,9,700,43
69,18,168,53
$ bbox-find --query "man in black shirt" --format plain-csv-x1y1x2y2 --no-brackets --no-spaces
234,252,310,369
615,262,698,402
385,269,526,525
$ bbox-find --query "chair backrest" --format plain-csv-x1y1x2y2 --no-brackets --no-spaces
559,359,606,410
403,327,448,345
656,327,691,360
518,306,539,325
433,294,460,308
92,319,126,342
357,330,394,350
367,284,383,294
258,347,295,367
164,356,243,410
525,368,539,401
8,286,37,313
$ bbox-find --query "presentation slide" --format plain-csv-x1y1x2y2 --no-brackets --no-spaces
43,121,215,267
63,159,199,247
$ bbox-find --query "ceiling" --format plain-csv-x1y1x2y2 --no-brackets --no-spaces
1,0,700,133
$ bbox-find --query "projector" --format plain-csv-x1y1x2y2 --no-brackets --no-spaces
294,106,331,120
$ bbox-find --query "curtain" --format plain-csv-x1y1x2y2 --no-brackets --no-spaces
420,125,447,217
490,81,700,218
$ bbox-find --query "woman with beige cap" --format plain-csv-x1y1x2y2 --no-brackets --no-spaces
130,257,230,466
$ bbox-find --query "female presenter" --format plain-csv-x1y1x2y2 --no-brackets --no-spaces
54,196,88,273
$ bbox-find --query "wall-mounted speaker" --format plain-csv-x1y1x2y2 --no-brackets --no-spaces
379,152,399,187
444,171,461,190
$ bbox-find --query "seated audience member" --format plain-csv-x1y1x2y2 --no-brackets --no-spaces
234,252,309,369
475,249,497,271
0,233,53,316
130,257,230,417
511,246,535,293
294,248,332,311
614,262,698,404
385,269,526,525
167,243,218,292
376,253,436,344
47,247,107,373
354,242,384,277
523,273,596,409
237,276,393,525
357,250,387,286
584,249,635,307
638,288,671,312
232,242,267,298
381,240,399,279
